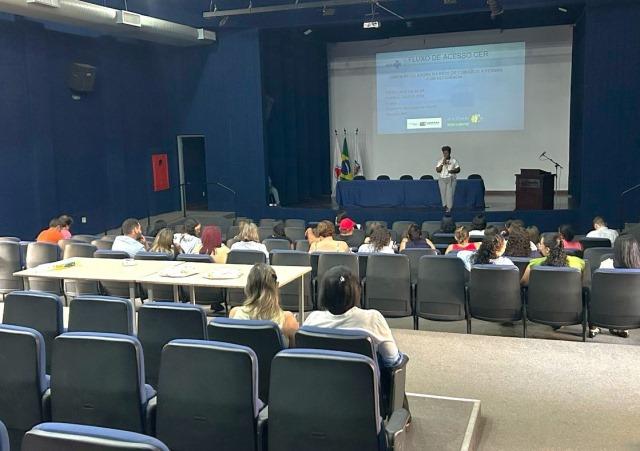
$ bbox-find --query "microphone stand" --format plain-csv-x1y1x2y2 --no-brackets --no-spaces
540,153,563,208
215,182,237,212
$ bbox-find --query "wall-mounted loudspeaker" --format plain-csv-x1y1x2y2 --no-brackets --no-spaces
68,63,97,93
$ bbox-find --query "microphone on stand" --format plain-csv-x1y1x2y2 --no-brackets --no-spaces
538,151,546,160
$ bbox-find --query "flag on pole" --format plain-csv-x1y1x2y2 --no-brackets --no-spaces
333,132,342,181
352,130,363,177
340,136,353,180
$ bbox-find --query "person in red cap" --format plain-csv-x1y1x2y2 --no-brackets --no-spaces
335,218,364,249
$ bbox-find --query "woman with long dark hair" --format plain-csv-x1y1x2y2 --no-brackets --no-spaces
358,226,394,254
456,233,515,271
399,224,436,251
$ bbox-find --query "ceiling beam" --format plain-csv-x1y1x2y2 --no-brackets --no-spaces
203,0,399,18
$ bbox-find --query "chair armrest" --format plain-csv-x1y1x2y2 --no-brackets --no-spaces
257,405,268,451
360,277,367,308
386,353,409,415
385,408,410,450
145,396,157,436
41,387,52,422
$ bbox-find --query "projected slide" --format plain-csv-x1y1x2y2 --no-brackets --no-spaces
376,42,525,134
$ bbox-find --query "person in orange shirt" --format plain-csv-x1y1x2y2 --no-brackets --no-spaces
36,218,65,244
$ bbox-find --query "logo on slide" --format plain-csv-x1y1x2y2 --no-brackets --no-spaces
407,118,442,130
470,113,482,124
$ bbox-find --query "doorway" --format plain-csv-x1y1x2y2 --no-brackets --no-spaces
177,135,208,211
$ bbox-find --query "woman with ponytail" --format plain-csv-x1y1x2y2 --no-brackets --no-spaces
456,233,515,271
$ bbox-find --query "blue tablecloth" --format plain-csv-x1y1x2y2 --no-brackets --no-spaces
336,179,485,209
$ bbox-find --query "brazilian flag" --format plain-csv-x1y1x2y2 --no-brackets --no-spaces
340,137,353,181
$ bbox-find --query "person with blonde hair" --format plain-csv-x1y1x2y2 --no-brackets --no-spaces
308,220,350,253
150,228,181,256
230,263,299,344
230,222,269,260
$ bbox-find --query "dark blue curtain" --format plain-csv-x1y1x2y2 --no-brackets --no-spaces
261,30,331,206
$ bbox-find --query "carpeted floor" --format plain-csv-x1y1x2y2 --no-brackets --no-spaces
394,328,640,450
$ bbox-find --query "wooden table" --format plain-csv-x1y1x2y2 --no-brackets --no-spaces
14,257,312,320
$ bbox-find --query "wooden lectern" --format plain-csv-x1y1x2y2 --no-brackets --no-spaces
515,169,555,210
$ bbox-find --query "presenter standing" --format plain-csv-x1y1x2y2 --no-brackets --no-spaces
436,146,460,212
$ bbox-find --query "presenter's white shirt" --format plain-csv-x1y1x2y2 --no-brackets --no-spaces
586,227,618,245
304,307,401,367
436,157,460,179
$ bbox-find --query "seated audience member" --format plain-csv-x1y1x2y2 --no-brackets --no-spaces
527,225,541,253
335,210,348,227
305,225,319,244
150,228,181,256
358,226,395,254
147,219,168,238
36,218,65,244
586,216,618,245
309,221,350,253
230,222,270,260
438,213,456,234
446,226,479,254
335,218,363,249
198,225,230,264
399,224,436,251
558,224,583,251
58,215,73,239
457,233,515,271
174,218,202,254
484,225,501,236
229,263,299,345
598,234,640,338
504,227,532,258
270,222,292,245
521,233,585,286
304,265,401,367
469,214,487,237
112,218,147,257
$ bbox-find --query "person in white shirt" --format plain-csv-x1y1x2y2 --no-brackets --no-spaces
304,265,401,367
111,218,147,257
435,145,461,213
586,216,618,245
173,218,202,254
457,233,515,271
358,226,395,254
230,222,269,261
469,214,487,237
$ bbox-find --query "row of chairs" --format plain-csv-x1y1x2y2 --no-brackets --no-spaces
0,321,409,450
356,174,483,180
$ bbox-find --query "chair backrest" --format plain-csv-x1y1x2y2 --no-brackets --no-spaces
227,249,267,265
3,290,64,372
26,242,62,294
416,255,467,321
263,238,291,253
259,218,277,228
91,239,113,250
399,175,413,180
365,221,388,234
57,239,83,252
431,233,456,245
227,225,240,240
269,349,382,451
364,254,411,317
72,234,98,243
295,239,310,252
156,340,261,451
317,252,359,288
0,237,20,242
376,175,390,180
420,174,434,180
68,296,135,335
580,237,611,250
51,332,152,433
94,250,129,259
0,325,48,449
207,318,285,403
63,242,97,259
295,326,376,359
527,266,583,325
285,227,306,242
102,235,118,242
391,221,414,240
421,221,441,237
401,248,437,285
269,250,313,311
353,175,366,180
590,269,640,330
0,420,7,451
467,174,483,180
137,302,207,388
509,257,532,278
258,226,274,242
22,423,170,451
285,219,305,228
134,251,173,261
176,253,213,263
468,265,522,322
583,247,614,274
0,241,23,294
63,243,100,297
